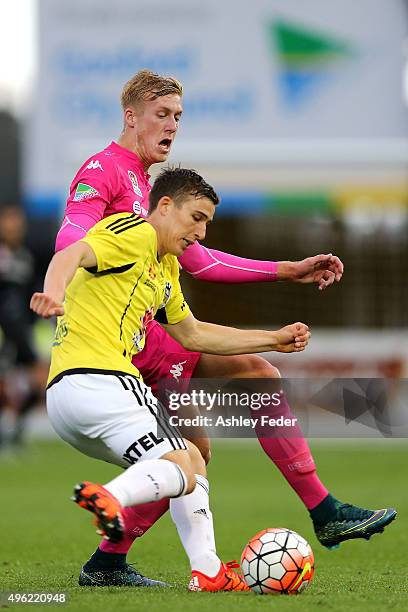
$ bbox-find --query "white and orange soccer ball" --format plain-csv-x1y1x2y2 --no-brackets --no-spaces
240,528,314,594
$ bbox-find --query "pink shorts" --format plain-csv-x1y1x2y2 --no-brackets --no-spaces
132,321,201,396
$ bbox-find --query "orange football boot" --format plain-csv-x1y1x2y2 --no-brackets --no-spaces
188,561,250,592
72,481,124,543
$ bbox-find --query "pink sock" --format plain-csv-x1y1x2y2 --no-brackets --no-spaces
253,393,328,510
100,498,170,554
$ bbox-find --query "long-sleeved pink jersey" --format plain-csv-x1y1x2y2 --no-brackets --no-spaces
56,141,278,282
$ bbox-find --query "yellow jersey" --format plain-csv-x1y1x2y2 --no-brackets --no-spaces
47,213,190,386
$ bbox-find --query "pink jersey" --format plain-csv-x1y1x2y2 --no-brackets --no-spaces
56,141,150,239
56,141,278,282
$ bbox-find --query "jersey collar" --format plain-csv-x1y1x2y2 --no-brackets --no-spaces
109,141,151,179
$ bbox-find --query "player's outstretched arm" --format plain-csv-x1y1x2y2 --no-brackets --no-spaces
163,313,310,355
277,253,344,290
179,242,343,289
30,241,97,318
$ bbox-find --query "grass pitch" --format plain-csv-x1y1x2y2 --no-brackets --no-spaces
1,438,407,612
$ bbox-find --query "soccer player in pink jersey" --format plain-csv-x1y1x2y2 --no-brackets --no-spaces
56,70,396,587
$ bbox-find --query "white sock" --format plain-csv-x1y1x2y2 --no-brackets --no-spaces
170,474,221,577
104,459,187,507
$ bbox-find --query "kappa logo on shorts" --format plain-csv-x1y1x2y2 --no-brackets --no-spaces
73,183,99,202
170,360,187,382
123,431,165,465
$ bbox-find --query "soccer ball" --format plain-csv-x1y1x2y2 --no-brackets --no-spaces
240,528,314,594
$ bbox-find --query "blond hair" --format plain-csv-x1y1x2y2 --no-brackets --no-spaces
121,69,183,110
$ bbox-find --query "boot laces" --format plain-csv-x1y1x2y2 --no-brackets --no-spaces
337,503,372,521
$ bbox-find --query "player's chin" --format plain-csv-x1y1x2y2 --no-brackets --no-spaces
154,146,172,162
180,239,193,253
171,242,186,256
151,153,169,165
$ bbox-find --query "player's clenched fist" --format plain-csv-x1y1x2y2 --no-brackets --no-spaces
272,322,310,353
30,292,64,319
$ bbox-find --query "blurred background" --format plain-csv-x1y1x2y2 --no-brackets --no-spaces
1,0,408,447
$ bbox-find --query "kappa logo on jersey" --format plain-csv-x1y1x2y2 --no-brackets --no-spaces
128,171,143,197
73,183,99,202
170,360,187,382
86,160,104,171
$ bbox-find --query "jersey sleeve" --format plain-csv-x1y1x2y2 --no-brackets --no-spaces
81,215,150,273
63,153,120,222
155,257,191,325
178,240,278,283
55,211,99,252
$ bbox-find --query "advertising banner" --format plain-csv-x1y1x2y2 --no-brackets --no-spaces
25,0,408,215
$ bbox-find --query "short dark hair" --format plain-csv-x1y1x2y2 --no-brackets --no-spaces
149,167,219,213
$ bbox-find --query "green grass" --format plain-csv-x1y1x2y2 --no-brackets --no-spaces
1,439,407,611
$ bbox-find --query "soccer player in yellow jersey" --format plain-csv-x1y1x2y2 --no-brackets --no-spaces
31,168,311,592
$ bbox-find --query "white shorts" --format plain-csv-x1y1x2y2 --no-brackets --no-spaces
46,373,187,469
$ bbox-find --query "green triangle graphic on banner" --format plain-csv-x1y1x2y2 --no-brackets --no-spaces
270,20,354,67
266,20,356,105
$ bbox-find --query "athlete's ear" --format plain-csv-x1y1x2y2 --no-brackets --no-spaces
157,196,173,216
124,107,138,127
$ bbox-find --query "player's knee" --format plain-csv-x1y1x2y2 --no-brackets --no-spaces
186,440,207,477
196,446,211,465
192,437,211,465
239,354,281,379
162,448,199,494
184,471,197,495
203,448,211,464
173,456,197,495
